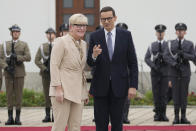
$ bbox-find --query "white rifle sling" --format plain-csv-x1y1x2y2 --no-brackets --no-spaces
3,41,11,58
168,40,177,59
40,44,49,60
149,43,159,61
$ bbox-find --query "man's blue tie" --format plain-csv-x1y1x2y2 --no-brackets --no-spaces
107,32,113,61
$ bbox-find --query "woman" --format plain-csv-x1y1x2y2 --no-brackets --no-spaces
49,13,89,131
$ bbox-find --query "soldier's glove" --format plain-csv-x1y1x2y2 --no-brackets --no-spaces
4,66,14,75
176,55,185,64
10,53,17,61
158,53,163,59
177,50,184,58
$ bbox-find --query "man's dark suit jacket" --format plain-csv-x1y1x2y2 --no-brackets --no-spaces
87,28,138,98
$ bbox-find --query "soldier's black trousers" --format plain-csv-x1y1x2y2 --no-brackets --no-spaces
169,76,190,109
151,75,168,109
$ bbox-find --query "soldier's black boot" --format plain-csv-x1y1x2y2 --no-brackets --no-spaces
181,109,191,124
154,107,162,121
92,118,95,122
173,109,180,124
161,106,169,121
52,111,54,122
154,112,159,121
5,109,14,125
153,107,158,120
42,108,51,123
15,109,22,125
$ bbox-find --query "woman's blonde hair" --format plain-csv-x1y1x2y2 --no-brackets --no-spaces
69,13,88,25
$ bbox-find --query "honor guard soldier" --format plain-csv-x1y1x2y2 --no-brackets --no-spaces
0,67,2,92
35,28,56,122
165,23,194,124
0,44,3,92
116,22,130,124
0,24,31,125
59,23,69,37
194,45,196,66
0,44,2,123
145,24,169,121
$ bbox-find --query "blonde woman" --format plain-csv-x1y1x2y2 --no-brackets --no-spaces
49,14,89,131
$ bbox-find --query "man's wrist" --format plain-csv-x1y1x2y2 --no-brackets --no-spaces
92,54,97,61
129,87,135,89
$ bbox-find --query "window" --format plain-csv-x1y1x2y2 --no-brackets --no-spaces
85,14,95,26
56,0,100,41
63,0,73,8
63,14,72,24
84,0,94,8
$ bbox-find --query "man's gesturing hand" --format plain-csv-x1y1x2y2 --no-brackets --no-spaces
92,44,102,59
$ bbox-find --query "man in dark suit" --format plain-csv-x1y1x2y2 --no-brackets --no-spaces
87,6,138,131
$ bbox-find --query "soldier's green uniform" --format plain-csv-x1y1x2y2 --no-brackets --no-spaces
0,69,2,91
0,25,31,125
0,44,2,124
0,44,3,91
35,28,56,122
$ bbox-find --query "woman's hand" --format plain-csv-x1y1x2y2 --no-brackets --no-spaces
55,86,64,104
84,98,89,105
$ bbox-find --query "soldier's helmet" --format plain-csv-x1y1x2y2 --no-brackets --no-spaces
59,23,69,32
45,28,56,34
175,23,187,31
9,24,21,32
95,25,103,30
116,23,128,30
155,24,167,33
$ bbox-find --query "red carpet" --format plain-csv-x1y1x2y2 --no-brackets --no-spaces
0,126,196,131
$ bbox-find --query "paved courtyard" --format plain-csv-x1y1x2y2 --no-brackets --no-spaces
0,106,196,127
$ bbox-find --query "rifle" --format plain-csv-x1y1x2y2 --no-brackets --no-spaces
154,33,164,69
5,32,17,91
175,39,185,71
154,51,164,69
6,33,16,77
44,33,52,76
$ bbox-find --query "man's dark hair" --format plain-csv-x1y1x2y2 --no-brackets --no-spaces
100,6,116,17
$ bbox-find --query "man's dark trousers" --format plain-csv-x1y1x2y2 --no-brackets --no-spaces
94,81,126,131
